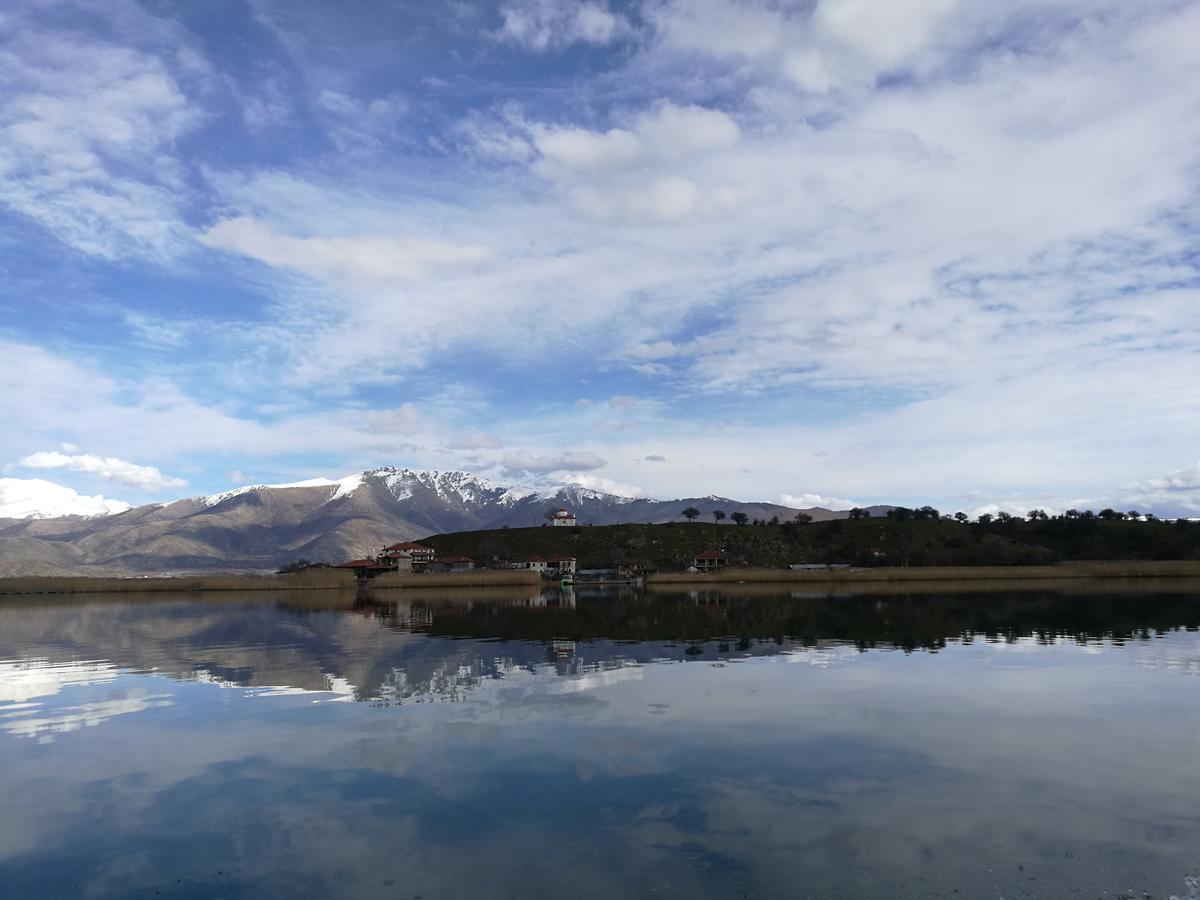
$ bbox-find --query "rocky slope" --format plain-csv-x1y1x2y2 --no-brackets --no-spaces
0,467,884,576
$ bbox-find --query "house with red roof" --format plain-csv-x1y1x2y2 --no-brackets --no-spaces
432,555,475,573
546,555,577,574
692,550,726,573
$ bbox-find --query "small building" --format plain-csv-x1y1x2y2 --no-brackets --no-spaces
546,555,577,574
549,509,577,527
693,550,726,572
334,558,392,578
375,550,413,572
433,555,475,573
525,555,548,572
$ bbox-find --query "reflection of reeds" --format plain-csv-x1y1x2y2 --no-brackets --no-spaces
368,571,540,590
646,561,1200,587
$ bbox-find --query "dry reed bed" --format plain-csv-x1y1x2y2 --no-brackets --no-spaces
0,569,356,595
0,568,541,595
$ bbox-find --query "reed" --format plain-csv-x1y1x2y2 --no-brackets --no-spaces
0,568,356,595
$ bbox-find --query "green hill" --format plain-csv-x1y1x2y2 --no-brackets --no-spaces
420,518,1200,571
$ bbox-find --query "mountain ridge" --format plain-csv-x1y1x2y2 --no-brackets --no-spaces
0,467,885,576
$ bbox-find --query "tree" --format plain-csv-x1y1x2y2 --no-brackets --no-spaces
730,512,748,526
954,512,968,523
1027,509,1048,521
712,509,726,524
769,515,780,525
681,506,700,522
794,512,813,524
977,513,994,524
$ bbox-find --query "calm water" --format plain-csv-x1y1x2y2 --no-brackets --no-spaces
2,586,1200,899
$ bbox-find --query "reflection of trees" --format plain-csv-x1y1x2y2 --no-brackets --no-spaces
2,589,1199,707
384,589,1200,653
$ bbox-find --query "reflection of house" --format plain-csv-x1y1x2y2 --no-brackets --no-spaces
546,555,577,574
433,555,475,573
549,509,577,527
692,550,726,572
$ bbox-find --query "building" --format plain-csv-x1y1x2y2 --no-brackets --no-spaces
374,550,413,572
378,542,435,571
549,509,577,527
433,555,475,573
334,558,392,578
524,555,548,572
692,550,727,572
379,542,436,564
546,555,577,574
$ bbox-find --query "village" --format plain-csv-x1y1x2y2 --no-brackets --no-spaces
332,508,733,583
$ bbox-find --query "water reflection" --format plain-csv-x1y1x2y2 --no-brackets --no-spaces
0,586,1199,899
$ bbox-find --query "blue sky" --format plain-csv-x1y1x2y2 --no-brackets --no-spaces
2,0,1200,516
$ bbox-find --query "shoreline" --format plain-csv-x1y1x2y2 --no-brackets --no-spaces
1,561,1198,596
645,560,1200,586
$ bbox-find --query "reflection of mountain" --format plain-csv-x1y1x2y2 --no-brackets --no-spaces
2,589,1199,708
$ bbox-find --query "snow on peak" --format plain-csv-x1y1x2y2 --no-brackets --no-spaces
201,477,342,507
0,477,131,519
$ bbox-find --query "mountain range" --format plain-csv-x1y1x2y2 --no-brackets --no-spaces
0,467,887,576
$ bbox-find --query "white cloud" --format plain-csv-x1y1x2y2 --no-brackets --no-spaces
18,450,187,492
446,432,506,450
1120,463,1200,514
532,102,739,180
500,449,608,475
362,404,424,436
0,477,131,519
561,473,646,498
198,217,491,283
0,7,204,258
495,0,632,51
780,493,859,511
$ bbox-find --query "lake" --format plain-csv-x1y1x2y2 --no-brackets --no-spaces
1,585,1199,899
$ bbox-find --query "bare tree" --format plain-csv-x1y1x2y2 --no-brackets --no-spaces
712,509,726,524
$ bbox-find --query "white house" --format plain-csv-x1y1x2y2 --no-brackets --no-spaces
549,509,577,527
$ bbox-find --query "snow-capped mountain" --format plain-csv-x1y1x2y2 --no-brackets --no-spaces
0,467,856,576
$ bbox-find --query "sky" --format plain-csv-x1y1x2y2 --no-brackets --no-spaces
1,0,1199,518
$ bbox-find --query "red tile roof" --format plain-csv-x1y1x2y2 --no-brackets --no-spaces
527,555,546,562
335,559,389,569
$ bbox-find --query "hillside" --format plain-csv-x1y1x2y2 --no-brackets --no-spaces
0,467,840,575
420,517,1200,571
